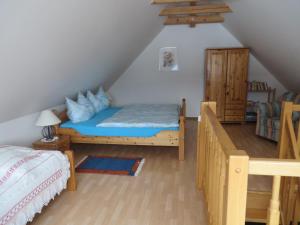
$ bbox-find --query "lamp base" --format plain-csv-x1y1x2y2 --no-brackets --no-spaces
41,136,59,143
41,125,56,142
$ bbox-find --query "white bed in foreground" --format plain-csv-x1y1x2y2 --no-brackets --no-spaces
0,146,70,225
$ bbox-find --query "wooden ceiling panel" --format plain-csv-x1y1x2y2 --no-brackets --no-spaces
151,1,232,27
160,3,232,16
164,14,224,25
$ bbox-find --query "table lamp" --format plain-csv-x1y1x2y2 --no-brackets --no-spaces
36,110,61,142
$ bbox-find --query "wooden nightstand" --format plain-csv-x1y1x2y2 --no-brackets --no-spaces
32,135,70,151
32,135,76,191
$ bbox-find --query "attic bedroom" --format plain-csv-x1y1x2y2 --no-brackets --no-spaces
0,0,299,225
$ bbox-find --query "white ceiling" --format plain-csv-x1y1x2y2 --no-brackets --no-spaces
0,0,163,122
223,0,300,92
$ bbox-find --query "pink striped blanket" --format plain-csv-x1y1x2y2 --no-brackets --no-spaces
0,146,70,225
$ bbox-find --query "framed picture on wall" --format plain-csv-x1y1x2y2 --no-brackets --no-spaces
159,47,178,72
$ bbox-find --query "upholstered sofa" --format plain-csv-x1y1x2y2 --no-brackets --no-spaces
256,92,300,142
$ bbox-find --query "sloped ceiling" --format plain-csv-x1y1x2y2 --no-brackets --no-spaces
2,0,298,123
223,0,300,92
0,0,163,122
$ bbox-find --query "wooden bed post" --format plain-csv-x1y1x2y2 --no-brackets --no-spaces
64,150,77,191
179,98,186,161
53,109,69,136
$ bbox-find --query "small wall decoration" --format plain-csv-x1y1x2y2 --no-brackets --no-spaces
159,47,178,72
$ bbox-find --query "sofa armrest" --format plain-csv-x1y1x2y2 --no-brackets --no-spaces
257,102,273,118
272,101,282,118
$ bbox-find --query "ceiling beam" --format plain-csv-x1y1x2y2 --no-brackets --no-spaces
164,15,224,25
159,3,232,16
152,0,197,4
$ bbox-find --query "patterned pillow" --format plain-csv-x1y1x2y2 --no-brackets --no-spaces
77,92,95,114
279,92,296,102
95,87,110,109
65,97,94,123
87,91,104,112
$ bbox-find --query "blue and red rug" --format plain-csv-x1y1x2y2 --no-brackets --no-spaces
76,155,145,176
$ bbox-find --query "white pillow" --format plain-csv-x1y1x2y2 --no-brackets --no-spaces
87,91,103,112
77,92,95,114
65,97,94,123
95,86,110,109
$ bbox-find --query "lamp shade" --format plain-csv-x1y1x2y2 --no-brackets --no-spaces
36,110,61,127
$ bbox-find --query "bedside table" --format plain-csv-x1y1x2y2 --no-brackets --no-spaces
32,135,70,151
32,135,76,191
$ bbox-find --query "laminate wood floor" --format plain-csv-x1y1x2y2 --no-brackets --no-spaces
30,120,208,225
223,123,277,158
30,121,276,225
223,123,278,192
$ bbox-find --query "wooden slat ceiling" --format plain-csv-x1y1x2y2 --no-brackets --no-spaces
152,0,232,27
165,15,224,25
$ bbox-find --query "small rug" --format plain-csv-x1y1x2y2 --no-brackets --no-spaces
76,155,145,176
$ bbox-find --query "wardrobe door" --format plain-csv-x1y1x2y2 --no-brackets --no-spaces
225,49,249,121
205,49,227,121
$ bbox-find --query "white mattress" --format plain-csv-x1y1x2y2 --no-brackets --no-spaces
0,146,70,225
97,104,180,128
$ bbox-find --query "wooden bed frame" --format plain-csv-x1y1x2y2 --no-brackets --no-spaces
55,99,186,161
64,150,76,191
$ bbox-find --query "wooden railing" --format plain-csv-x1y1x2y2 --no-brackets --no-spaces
248,159,300,225
196,102,300,225
196,102,249,225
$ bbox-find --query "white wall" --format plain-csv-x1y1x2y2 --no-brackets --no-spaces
248,55,286,102
224,0,300,92
109,24,286,117
0,105,65,146
0,23,287,145
0,0,163,123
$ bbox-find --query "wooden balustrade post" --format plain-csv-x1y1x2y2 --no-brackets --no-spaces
196,113,203,189
197,103,205,189
224,154,249,225
267,176,281,225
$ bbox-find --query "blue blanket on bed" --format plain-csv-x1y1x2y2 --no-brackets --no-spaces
61,107,178,137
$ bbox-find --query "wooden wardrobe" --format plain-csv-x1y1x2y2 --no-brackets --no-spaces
204,48,249,122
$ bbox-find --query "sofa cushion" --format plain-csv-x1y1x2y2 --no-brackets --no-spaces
272,118,280,130
257,103,272,117
272,101,281,118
